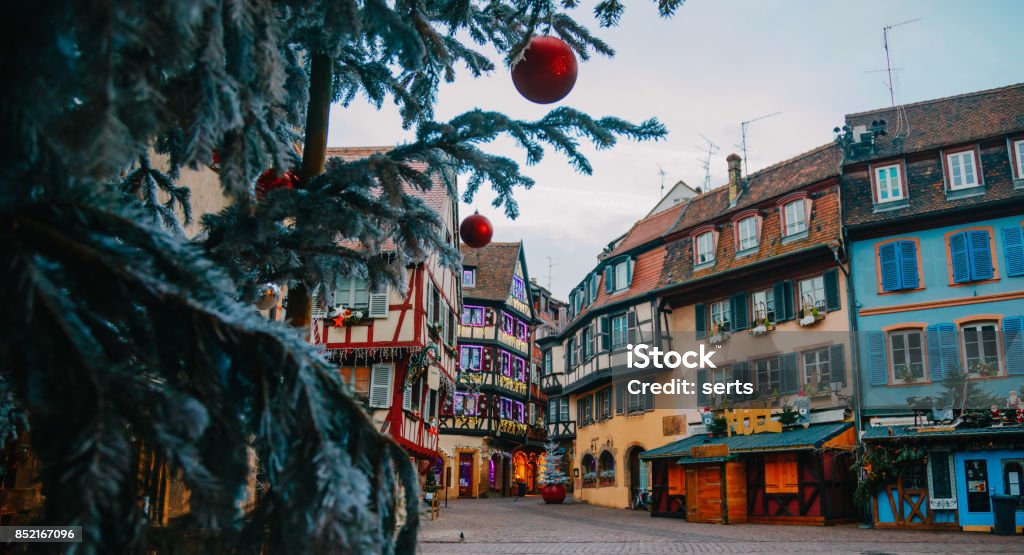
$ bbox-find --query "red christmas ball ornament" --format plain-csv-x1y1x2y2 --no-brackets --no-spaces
211,149,222,165
511,35,578,104
255,168,298,201
460,212,493,249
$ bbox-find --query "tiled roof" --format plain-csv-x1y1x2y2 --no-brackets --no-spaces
666,143,842,237
841,84,1024,228
461,242,521,302
862,424,1024,441
565,245,667,327
845,82,1024,160
325,146,450,214
641,422,853,460
605,202,688,257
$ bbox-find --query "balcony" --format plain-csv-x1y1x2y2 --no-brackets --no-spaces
497,328,530,354
461,370,528,397
437,415,535,441
546,420,576,440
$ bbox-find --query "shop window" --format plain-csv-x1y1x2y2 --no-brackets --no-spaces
764,453,798,494
964,459,991,513
1002,459,1023,497
582,454,597,488
598,451,616,486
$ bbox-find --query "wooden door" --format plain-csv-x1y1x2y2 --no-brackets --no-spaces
685,467,698,521
696,465,723,523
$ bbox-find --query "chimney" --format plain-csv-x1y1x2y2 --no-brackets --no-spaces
727,153,743,205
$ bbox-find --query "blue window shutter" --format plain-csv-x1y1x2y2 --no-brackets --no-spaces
774,281,795,321
1002,226,1024,277
949,232,971,283
1004,316,1024,375
898,241,919,289
967,230,993,280
866,332,888,385
696,368,708,406
824,269,841,311
733,361,751,400
604,266,615,293
626,258,635,285
599,316,610,351
615,381,625,414
695,303,707,340
879,242,901,291
828,344,847,387
731,292,749,331
780,353,799,394
926,324,958,382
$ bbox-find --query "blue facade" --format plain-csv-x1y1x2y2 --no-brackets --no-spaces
851,213,1024,413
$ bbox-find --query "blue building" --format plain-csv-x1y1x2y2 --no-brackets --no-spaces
840,83,1024,533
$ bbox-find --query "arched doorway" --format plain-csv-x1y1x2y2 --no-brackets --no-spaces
626,445,648,508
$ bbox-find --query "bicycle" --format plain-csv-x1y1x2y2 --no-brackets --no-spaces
631,488,652,511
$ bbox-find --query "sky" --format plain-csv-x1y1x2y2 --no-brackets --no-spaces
327,0,1024,300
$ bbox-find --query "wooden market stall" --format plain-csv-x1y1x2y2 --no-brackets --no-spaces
642,413,857,525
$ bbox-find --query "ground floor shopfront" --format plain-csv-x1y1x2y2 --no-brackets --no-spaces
863,424,1024,534
435,434,546,500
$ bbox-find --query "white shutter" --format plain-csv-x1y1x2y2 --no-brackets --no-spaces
367,285,389,318
310,287,327,319
368,364,393,408
402,382,412,411
426,283,435,324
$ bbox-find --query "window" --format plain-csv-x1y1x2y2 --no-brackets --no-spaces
498,350,511,377
614,261,629,291
454,392,478,416
949,230,994,283
542,350,552,375
878,240,920,291
499,397,513,420
611,314,629,350
598,451,615,485
1003,460,1024,497
752,289,776,324
511,276,527,301
710,299,731,332
737,217,758,251
889,330,925,383
335,277,370,309
568,337,578,367
559,398,569,422
802,349,830,392
946,150,980,190
582,326,593,359
463,268,476,287
1014,139,1024,179
461,305,484,326
901,462,928,490
710,366,730,386
583,395,594,425
764,454,798,494
962,322,1001,376
517,321,529,341
874,164,904,202
599,388,612,420
695,231,716,264
783,200,807,237
798,275,825,312
512,356,526,382
501,312,514,334
459,345,482,372
928,451,957,510
340,366,371,396
756,357,780,398
626,389,645,413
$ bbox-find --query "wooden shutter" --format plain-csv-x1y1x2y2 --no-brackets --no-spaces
576,399,583,425
615,381,625,414
1003,225,1024,277
898,241,919,289
645,388,655,411
310,287,326,319
604,266,615,293
626,258,635,286
779,353,799,394
732,361,751,400
696,368,708,406
695,303,707,340
828,344,846,387
866,331,888,385
402,382,412,411
627,311,637,344
879,242,901,291
368,364,393,408
950,232,971,283
926,323,958,382
600,316,610,351
774,281,794,321
730,292,748,331
824,269,841,312
1003,316,1024,375
367,285,389,317
968,230,994,280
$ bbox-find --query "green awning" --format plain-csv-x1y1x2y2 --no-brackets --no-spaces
641,422,853,460
863,424,1024,441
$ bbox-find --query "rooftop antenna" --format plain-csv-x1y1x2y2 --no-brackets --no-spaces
735,112,781,176
881,17,920,137
696,133,720,191
546,256,559,291
657,166,667,198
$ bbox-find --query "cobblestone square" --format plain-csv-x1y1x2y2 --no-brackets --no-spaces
418,496,1022,554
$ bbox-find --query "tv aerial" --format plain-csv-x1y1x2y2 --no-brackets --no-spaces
735,112,782,176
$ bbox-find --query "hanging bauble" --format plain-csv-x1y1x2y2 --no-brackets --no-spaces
255,168,298,201
511,35,578,104
460,211,493,249
255,282,281,310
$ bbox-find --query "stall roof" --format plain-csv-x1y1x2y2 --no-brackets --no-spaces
675,456,735,465
641,422,853,460
862,424,1024,441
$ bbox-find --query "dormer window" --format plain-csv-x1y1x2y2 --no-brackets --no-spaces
511,276,527,301
604,257,633,293
873,163,905,203
946,149,981,191
462,268,476,287
737,217,758,251
783,200,808,237
695,231,716,265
